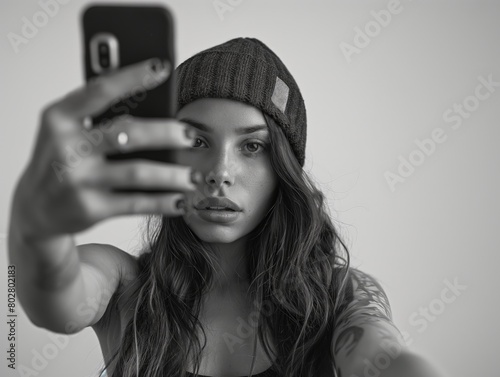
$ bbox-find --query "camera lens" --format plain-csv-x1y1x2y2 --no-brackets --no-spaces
99,43,108,53
100,58,109,68
91,34,119,73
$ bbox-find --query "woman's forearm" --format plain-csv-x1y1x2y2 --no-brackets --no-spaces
345,350,446,377
8,192,81,290
7,194,84,330
333,320,446,377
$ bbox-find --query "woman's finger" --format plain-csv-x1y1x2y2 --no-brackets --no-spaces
59,58,170,119
89,116,195,155
77,160,201,192
83,189,188,218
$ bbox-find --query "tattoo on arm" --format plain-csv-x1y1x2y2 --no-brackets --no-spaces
332,268,402,366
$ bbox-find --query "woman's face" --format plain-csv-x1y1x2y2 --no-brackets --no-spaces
174,98,279,244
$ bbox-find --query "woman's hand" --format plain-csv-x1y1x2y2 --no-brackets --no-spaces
12,58,198,241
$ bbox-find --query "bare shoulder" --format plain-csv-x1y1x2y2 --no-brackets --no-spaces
345,267,395,322
77,242,140,293
76,243,139,331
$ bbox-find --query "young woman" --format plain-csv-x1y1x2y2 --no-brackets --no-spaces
8,38,443,377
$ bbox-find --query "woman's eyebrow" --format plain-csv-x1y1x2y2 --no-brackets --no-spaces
180,118,268,135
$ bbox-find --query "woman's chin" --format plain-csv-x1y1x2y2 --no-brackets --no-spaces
184,224,241,244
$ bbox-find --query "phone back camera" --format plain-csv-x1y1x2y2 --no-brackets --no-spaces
99,43,108,53
90,33,119,73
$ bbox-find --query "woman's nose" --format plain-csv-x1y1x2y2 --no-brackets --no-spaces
204,148,235,189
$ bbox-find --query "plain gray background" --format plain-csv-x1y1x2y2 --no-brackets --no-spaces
1,0,499,376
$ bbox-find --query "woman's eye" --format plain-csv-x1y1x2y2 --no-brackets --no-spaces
191,139,266,153
192,138,206,148
245,142,265,153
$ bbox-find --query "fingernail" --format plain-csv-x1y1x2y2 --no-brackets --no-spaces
184,126,196,140
190,170,203,184
176,198,186,212
150,58,170,75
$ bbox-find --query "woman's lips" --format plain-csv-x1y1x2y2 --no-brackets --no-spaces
194,197,242,212
196,208,241,223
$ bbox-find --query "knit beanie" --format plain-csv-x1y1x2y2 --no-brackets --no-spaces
175,37,307,167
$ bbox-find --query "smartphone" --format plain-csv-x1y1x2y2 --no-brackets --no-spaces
81,4,178,192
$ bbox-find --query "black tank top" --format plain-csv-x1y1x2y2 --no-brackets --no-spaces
185,353,280,377
185,366,278,377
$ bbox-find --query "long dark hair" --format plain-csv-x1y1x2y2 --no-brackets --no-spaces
99,113,351,377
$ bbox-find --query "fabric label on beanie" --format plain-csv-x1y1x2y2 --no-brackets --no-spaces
271,76,289,114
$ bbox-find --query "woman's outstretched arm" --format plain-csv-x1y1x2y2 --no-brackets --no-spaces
7,58,189,335
8,193,133,334
331,267,445,377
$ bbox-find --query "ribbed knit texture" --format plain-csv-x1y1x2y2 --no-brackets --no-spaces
175,37,307,167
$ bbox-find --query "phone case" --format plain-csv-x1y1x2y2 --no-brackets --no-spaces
82,4,177,193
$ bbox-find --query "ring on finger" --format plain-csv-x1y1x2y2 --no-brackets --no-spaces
117,131,129,149
82,116,93,130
